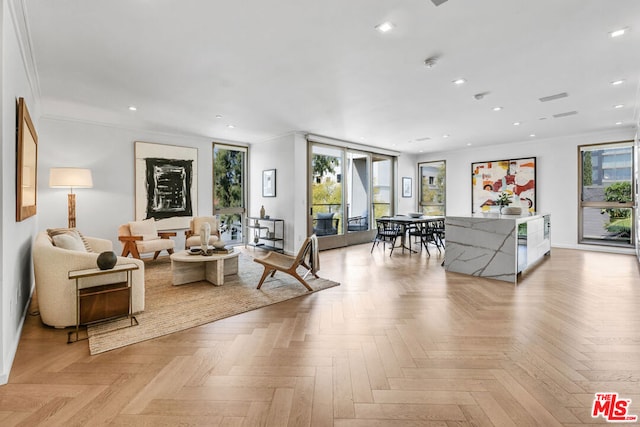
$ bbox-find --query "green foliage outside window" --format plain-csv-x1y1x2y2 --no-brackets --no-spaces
213,149,244,208
604,181,632,237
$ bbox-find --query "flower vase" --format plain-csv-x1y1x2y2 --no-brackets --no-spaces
199,222,211,253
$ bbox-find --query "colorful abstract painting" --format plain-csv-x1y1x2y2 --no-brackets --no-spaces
471,157,536,213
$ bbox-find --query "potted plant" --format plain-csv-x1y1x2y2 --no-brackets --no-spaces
495,191,513,213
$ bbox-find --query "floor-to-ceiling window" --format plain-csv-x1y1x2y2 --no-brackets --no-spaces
418,160,446,216
309,140,394,249
372,155,393,218
578,141,635,248
213,143,247,245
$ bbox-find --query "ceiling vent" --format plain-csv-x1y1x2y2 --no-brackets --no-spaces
539,92,568,102
553,111,578,118
415,136,431,141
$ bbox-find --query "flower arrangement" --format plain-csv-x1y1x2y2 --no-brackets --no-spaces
495,191,513,206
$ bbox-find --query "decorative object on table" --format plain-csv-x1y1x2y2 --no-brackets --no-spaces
49,168,93,228
262,169,276,197
185,216,220,249
16,97,38,222
408,212,422,218
495,191,513,214
97,251,118,270
260,205,265,218
402,177,412,198
471,157,536,213
199,222,211,253
134,141,197,230
213,239,226,249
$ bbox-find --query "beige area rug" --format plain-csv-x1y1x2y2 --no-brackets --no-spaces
87,252,339,355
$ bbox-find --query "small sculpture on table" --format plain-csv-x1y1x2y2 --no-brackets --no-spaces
200,222,211,254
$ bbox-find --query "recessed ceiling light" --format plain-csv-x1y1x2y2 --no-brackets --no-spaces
128,105,137,111
360,137,365,141
215,115,223,119
513,122,521,126
611,79,625,86
442,134,450,138
614,104,624,109
610,27,628,38
452,78,466,85
227,124,235,129
375,22,394,33
529,134,536,137
616,121,623,125
492,106,503,111
466,143,472,146
419,150,424,153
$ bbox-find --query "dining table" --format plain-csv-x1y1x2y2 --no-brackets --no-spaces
383,215,445,255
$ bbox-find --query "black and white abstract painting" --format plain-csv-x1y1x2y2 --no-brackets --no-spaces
135,141,198,229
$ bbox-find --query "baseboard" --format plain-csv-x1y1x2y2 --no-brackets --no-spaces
1,287,35,385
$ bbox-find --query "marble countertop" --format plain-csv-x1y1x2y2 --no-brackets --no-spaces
447,212,550,222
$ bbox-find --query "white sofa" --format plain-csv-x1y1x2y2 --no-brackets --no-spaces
33,231,145,328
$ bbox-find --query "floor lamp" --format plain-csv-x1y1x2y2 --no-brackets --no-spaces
49,168,93,228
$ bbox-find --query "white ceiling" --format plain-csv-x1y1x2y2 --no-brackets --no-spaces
24,0,640,153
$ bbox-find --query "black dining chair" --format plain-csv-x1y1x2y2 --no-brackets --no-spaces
371,218,403,256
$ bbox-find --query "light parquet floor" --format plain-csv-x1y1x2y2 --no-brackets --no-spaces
2,244,640,426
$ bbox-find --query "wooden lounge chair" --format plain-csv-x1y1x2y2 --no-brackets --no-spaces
254,235,319,291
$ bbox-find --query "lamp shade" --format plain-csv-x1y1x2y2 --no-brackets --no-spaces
49,168,93,189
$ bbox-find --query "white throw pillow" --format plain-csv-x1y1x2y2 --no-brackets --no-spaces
52,233,87,252
129,218,160,240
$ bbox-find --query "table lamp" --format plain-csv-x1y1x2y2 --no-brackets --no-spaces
49,167,93,228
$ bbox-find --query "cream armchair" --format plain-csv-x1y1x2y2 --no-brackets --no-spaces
118,218,176,260
33,231,145,328
184,216,221,249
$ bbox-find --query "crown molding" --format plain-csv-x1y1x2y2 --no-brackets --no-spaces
7,0,41,100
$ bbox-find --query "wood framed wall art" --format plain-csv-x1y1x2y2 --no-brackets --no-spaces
16,97,38,221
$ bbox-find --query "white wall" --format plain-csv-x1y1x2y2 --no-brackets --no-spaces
1,0,41,384
36,118,244,252
417,128,636,252
396,153,418,214
249,133,298,254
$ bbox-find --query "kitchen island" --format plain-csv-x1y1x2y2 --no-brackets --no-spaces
444,212,550,283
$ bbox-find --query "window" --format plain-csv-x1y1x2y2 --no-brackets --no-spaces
213,143,247,245
418,160,446,216
308,138,395,249
579,141,634,247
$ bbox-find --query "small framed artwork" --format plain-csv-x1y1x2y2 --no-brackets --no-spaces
402,177,412,198
16,97,38,222
263,169,276,197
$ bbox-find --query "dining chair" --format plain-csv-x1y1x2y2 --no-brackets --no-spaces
371,218,403,256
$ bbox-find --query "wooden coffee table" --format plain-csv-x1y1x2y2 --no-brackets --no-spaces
170,249,240,286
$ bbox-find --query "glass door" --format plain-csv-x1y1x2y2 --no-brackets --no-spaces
579,141,634,247
372,155,393,218
346,151,370,233
310,145,344,249
213,143,247,245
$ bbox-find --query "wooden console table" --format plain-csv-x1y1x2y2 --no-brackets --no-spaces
68,263,139,343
